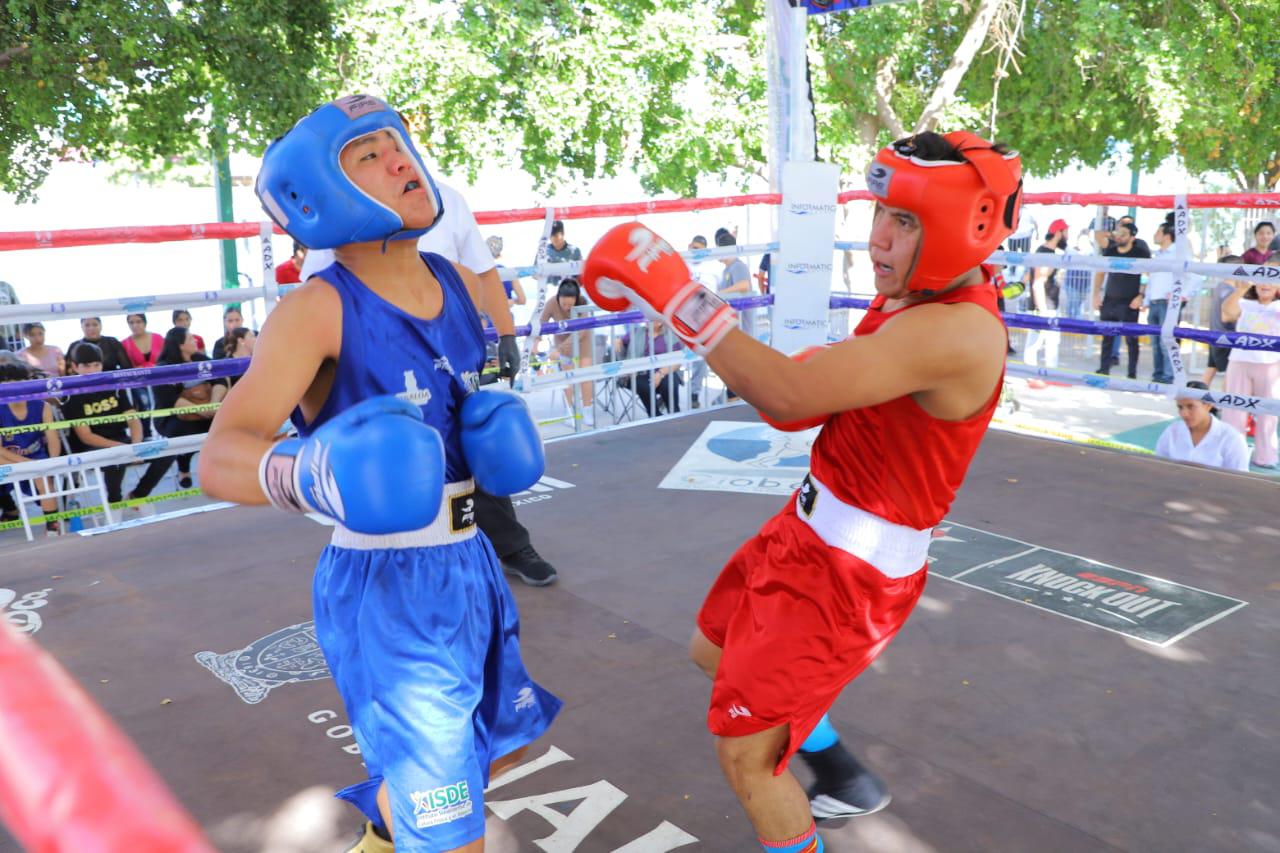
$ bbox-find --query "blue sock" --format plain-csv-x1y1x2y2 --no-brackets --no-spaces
761,823,823,852
799,714,839,753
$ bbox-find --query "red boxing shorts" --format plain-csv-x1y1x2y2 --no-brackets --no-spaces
696,499,927,775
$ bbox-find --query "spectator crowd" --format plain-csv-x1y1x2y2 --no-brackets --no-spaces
1009,209,1280,471
1,209,1275,538
0,307,256,533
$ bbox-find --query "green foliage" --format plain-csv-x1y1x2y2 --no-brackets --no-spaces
971,0,1280,189
0,0,343,201
335,0,767,197
1162,1,1280,190
813,0,1278,189
810,1,969,164
3,0,1275,203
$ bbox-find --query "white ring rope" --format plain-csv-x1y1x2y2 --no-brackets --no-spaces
1005,364,1280,418
5,246,1274,330
0,434,206,485
2,189,1275,497
0,286,276,326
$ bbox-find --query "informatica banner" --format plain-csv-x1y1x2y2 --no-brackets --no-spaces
771,160,840,354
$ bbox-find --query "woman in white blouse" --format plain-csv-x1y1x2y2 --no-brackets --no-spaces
1220,262,1280,468
1155,381,1250,472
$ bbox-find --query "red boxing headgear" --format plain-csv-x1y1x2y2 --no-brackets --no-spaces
866,131,1023,293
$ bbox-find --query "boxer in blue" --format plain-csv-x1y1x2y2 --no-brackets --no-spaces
200,94,561,852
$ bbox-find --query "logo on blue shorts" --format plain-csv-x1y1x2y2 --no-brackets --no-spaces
413,781,473,828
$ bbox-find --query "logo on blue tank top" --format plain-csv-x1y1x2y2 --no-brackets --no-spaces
432,355,479,392
396,369,433,406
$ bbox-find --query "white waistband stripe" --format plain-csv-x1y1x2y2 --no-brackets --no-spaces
330,479,478,550
796,473,931,579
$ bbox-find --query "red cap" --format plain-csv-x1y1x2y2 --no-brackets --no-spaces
1048,218,1068,235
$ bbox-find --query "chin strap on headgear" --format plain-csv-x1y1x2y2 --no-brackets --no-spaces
255,94,444,251
865,130,1023,293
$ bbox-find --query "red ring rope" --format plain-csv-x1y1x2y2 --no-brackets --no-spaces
2,191,1276,252
0,621,213,851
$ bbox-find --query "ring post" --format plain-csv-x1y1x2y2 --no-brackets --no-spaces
260,222,279,316
1166,195,1190,391
520,209,556,392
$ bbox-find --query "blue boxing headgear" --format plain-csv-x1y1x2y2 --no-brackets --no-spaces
255,94,444,250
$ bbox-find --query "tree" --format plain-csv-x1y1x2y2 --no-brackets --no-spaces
334,0,769,197
961,0,1279,191
0,0,343,202
1161,2,1279,192
5,0,1274,206
811,0,1277,192
808,0,1020,170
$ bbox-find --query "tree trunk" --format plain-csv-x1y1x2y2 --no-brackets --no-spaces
0,44,30,69
913,0,1007,134
874,55,906,139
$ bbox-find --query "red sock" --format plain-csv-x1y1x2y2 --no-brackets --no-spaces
760,821,823,852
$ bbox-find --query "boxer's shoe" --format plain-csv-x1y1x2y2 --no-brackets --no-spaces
798,742,892,820
344,820,394,853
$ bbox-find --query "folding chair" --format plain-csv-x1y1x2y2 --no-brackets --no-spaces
12,465,115,541
594,324,646,424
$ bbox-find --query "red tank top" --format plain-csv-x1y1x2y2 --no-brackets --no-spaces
809,272,1005,530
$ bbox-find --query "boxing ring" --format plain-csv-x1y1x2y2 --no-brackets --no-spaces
2,186,1280,851
0,409,1276,851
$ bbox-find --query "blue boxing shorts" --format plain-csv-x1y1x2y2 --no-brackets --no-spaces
311,480,562,851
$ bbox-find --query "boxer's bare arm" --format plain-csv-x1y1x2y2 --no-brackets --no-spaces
1031,264,1051,311
477,266,515,335
706,299,1006,424
198,280,340,504
41,402,61,458
448,261,512,334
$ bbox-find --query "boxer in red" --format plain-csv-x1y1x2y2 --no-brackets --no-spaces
581,131,1020,853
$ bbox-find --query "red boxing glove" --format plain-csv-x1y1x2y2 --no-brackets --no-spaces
758,345,831,432
582,222,738,355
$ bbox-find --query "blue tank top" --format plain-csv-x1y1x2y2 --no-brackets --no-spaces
291,253,485,483
0,399,48,460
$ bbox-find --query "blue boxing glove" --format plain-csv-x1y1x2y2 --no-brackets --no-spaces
259,396,445,534
460,389,544,496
